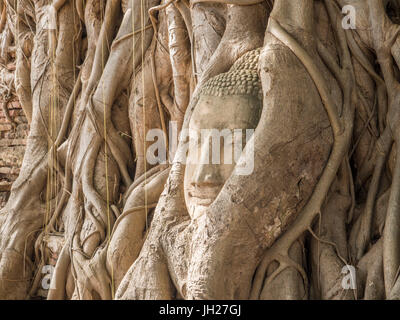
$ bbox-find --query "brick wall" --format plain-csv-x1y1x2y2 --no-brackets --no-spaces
0,97,29,208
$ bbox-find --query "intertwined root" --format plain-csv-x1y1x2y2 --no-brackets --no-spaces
2,0,400,300
251,1,355,298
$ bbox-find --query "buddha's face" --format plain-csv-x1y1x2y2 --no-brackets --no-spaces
184,94,261,219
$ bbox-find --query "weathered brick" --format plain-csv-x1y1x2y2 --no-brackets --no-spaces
0,138,27,146
0,183,11,192
0,124,12,131
0,93,27,209
9,101,21,109
0,167,12,174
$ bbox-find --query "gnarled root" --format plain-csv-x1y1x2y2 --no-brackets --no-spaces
250,0,355,299
107,166,170,289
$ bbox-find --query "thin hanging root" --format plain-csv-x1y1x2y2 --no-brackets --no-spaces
83,0,121,105
87,97,132,187
55,69,82,147
250,10,354,299
148,0,176,35
148,0,176,155
346,29,388,133
48,0,68,57
48,2,134,297
345,156,356,224
308,226,349,268
0,1,6,34
37,70,83,234
363,0,400,297
111,24,152,48
81,138,111,243
350,128,392,261
76,0,85,23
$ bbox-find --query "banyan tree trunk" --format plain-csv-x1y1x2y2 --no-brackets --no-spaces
1,0,400,301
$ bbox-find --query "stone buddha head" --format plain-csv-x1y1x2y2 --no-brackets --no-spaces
184,49,263,219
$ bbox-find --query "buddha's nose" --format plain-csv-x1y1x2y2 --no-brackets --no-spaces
192,163,224,187
192,138,224,186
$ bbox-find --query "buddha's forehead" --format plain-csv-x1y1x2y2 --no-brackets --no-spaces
190,94,262,130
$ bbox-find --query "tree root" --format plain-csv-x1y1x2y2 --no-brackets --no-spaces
250,7,355,298
0,97,17,129
0,1,6,34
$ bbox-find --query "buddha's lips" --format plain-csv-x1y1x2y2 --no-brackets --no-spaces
187,186,223,207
